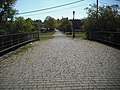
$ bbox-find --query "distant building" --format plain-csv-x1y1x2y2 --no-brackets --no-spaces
69,19,82,31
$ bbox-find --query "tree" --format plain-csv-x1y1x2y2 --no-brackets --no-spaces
0,0,17,35
83,4,120,34
44,16,57,31
0,0,17,22
98,5,120,31
33,20,43,31
25,18,34,32
59,18,72,33
14,17,35,33
14,17,26,33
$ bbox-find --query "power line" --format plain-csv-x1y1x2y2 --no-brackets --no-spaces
18,0,84,15
20,4,89,17
99,1,120,5
20,6,80,17
115,0,120,1
99,2,113,5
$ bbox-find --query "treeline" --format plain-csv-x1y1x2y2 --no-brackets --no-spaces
41,16,72,32
59,18,72,33
0,0,74,35
82,4,120,38
0,0,17,35
0,0,43,35
1,0,120,38
0,17,42,35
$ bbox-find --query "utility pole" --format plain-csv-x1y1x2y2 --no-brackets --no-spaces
73,11,75,39
96,0,99,32
97,0,98,20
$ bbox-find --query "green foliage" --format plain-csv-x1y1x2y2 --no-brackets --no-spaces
33,20,42,30
0,0,17,35
83,4,120,38
59,18,72,33
14,17,26,32
98,5,120,32
0,0,39,35
40,31,55,41
44,16,57,31
0,0,17,22
14,17,41,33
75,32,86,39
25,18,34,32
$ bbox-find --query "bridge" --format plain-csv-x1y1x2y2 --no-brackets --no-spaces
0,31,120,90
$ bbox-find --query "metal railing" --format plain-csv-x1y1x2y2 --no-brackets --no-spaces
88,31,120,45
0,32,39,54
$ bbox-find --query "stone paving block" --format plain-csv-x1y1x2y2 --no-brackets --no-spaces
0,31,120,90
56,88,62,90
48,87,56,90
96,85,106,89
61,87,72,90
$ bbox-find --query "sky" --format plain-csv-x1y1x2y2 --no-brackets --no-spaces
14,0,120,21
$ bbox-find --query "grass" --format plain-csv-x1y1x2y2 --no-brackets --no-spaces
14,44,33,55
39,31,56,41
64,31,86,39
75,32,86,39
0,44,33,68
3,44,34,57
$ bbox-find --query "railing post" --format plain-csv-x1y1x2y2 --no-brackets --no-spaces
38,31,40,40
33,32,35,41
31,32,33,41
18,34,19,44
31,32,32,41
38,32,39,40
11,36,13,47
1,36,3,50
32,32,34,41
27,33,28,41
31,32,32,40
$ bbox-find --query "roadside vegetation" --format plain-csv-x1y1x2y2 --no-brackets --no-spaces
74,32,86,39
39,31,56,41
13,44,33,55
83,4,120,39
63,31,86,39
0,44,33,67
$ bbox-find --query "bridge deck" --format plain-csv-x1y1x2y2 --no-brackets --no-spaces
0,31,120,90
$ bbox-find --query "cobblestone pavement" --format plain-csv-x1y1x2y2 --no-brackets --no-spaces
0,31,120,90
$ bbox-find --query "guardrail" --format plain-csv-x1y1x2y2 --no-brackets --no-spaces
88,31,120,45
0,32,39,55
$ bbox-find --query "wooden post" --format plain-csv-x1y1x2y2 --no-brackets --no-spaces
38,31,40,40
73,11,75,39
97,0,98,20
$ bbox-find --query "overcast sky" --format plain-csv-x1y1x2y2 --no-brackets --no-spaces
15,0,120,21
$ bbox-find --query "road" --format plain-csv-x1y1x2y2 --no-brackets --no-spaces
0,31,120,90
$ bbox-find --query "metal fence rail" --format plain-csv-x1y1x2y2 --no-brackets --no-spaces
0,32,39,54
89,31,120,45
